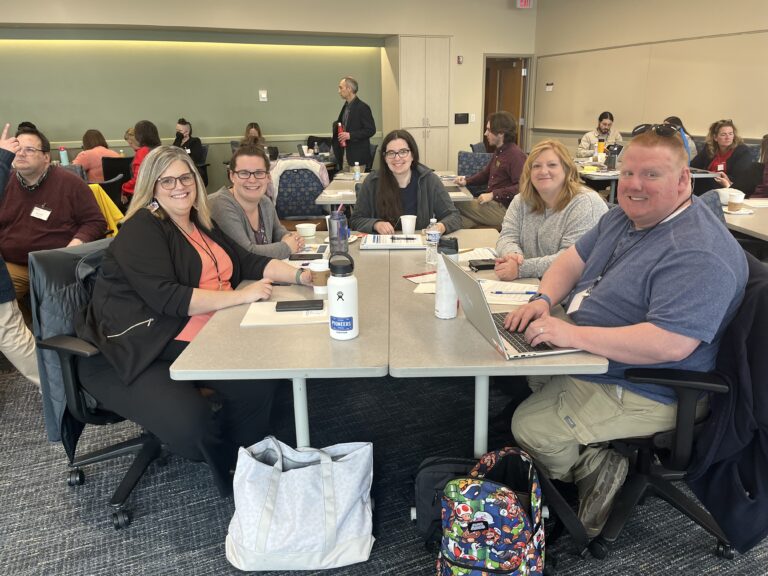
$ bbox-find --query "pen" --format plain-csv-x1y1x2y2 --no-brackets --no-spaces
491,290,537,295
391,236,415,240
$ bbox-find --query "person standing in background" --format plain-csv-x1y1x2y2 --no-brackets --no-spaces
333,76,376,172
576,111,623,158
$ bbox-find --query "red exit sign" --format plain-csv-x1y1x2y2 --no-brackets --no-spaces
516,0,532,8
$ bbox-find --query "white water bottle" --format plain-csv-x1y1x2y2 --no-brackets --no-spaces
353,161,361,182
58,147,70,166
313,141,319,155
328,253,359,340
435,248,459,319
425,218,441,265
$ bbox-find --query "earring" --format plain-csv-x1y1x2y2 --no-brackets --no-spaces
148,199,160,212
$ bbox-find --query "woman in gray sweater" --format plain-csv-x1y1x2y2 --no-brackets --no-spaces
495,139,608,280
209,145,304,259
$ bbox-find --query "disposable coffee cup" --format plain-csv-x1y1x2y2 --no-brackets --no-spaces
309,260,330,294
401,215,417,235
728,190,745,213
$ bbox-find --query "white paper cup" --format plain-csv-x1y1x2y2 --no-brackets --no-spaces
309,259,330,294
717,188,731,206
295,223,317,238
401,215,417,235
728,190,745,212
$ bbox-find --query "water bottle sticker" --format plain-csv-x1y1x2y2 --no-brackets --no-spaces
426,231,441,242
330,316,354,331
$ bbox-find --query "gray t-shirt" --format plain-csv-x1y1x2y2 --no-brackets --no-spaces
570,198,747,403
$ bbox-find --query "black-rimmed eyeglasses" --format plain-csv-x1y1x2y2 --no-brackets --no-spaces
384,148,411,160
631,124,681,138
157,173,196,190
233,169,269,180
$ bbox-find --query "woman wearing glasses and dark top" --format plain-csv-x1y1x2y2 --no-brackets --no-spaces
76,146,312,496
691,119,752,193
121,120,162,204
208,145,304,259
350,129,461,234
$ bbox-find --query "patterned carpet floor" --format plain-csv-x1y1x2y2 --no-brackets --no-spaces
0,364,765,576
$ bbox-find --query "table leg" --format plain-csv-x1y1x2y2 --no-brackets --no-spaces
292,377,310,447
609,180,617,204
474,375,490,457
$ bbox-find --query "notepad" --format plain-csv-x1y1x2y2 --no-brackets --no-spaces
476,279,540,305
360,234,425,250
240,301,329,327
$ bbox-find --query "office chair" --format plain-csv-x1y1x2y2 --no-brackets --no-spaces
29,240,163,530
102,156,133,207
196,144,210,187
61,164,87,180
274,168,326,227
588,254,768,560
470,141,486,153
457,150,493,196
306,136,334,154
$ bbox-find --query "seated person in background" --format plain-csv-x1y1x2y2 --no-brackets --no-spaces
351,129,461,235
241,122,266,147
76,146,312,497
72,129,120,182
663,116,697,163
576,111,623,158
752,135,768,198
455,111,526,230
0,126,105,301
0,123,40,388
172,117,205,166
691,119,752,193
121,120,161,204
505,125,747,538
124,127,140,151
209,144,305,259
495,139,608,281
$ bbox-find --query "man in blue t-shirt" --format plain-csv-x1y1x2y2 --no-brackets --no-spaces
505,126,748,538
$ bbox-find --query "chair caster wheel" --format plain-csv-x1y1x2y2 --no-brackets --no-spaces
716,542,734,559
112,509,131,530
589,537,609,559
67,468,85,486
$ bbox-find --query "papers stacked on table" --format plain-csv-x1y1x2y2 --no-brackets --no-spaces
240,301,329,327
361,235,425,250
477,279,540,305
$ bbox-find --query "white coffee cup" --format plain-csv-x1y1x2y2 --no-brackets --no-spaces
295,223,317,238
309,259,330,294
401,215,417,235
728,190,745,213
717,188,731,206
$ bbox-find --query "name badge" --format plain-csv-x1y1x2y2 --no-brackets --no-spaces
566,289,589,315
716,163,725,172
31,205,52,221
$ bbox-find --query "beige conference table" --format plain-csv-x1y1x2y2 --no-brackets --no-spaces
388,229,609,457
315,171,474,206
724,202,768,242
170,240,390,448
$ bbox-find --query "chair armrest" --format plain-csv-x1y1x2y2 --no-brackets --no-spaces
38,335,100,358
625,368,728,394
88,173,124,186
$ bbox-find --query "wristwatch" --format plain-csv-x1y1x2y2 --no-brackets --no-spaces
528,292,552,307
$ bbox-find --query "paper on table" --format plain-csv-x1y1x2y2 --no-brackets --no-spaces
361,234,425,250
457,247,496,262
477,279,539,305
414,283,436,294
745,199,768,208
240,301,329,327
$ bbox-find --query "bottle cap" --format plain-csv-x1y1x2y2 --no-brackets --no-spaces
329,252,354,276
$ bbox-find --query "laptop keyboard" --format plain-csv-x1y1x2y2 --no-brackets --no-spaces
491,313,551,353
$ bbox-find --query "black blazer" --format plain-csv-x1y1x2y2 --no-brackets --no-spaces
333,97,376,170
172,135,205,165
691,144,753,194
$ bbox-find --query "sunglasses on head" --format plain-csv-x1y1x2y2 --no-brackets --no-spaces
631,123,682,137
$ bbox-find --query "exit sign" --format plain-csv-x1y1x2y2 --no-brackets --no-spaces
516,0,532,8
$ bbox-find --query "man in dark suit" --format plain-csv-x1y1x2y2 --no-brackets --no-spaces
333,76,376,172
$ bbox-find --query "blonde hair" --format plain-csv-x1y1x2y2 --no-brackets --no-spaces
705,119,744,157
123,146,212,229
519,139,584,213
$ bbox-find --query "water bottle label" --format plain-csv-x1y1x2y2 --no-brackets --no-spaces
426,230,441,243
330,316,354,332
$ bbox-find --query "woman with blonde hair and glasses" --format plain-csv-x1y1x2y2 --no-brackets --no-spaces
209,144,304,258
76,146,311,496
495,139,608,281
691,119,752,192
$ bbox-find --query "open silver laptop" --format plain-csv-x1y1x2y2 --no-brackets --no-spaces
441,254,579,360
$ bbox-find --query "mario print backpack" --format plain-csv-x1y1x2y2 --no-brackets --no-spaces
436,447,544,576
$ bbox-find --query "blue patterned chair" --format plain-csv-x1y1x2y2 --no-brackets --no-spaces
275,169,326,221
458,151,493,197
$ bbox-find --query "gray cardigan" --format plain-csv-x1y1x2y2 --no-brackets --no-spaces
208,187,291,259
350,163,462,234
496,187,608,278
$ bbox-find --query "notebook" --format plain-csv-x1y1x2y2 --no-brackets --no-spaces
441,255,579,360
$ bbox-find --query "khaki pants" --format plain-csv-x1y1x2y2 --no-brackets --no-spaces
0,299,40,388
458,199,507,230
511,374,708,484
5,261,30,301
